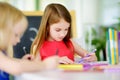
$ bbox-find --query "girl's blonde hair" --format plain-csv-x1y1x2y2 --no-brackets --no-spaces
31,3,72,56
0,2,27,56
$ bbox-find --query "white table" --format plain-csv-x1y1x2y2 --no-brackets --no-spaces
15,70,120,80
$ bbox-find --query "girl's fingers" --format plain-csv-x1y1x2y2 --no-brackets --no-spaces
59,57,74,64
22,54,34,60
84,54,97,62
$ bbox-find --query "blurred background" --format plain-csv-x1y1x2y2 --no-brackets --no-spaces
0,0,120,61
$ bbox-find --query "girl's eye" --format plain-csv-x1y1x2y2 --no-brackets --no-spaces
65,29,68,31
56,29,61,32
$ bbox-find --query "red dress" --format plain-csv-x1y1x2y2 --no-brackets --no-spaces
40,40,74,61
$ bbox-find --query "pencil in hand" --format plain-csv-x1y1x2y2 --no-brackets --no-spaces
23,46,31,60
55,49,59,55
78,49,97,63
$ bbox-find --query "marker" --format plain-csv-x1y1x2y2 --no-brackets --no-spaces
85,49,97,57
78,49,97,63
23,46,31,60
23,46,27,54
55,49,59,55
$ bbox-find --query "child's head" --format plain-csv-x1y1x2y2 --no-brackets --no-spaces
48,18,70,41
40,3,71,41
0,2,28,50
31,3,72,55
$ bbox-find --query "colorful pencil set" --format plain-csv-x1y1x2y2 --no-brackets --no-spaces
106,28,119,65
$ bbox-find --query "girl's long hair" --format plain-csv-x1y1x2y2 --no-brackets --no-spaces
0,2,27,57
30,3,72,56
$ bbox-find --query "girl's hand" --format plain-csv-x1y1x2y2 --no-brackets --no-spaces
59,56,74,64
83,53,97,62
22,54,34,60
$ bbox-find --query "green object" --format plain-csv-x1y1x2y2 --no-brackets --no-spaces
35,0,40,11
85,26,107,61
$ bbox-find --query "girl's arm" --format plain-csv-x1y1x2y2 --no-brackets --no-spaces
70,39,88,57
34,52,59,69
70,39,97,61
34,51,41,61
0,51,58,75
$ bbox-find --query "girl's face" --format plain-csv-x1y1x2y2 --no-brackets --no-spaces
10,18,27,46
48,19,70,41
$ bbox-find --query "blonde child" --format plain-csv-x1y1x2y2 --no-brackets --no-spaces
0,2,58,80
31,3,97,64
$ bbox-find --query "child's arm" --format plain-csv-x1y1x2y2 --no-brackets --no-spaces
70,39,88,57
70,39,97,62
0,51,45,75
0,51,58,75
34,52,41,61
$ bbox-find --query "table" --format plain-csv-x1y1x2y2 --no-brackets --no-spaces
15,69,120,80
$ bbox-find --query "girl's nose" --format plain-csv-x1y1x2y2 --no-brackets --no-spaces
60,32,65,37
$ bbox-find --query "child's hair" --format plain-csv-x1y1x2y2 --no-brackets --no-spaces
0,2,27,56
30,3,72,56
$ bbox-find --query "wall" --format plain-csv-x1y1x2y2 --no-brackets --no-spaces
100,0,120,26
0,0,101,50
1,0,119,50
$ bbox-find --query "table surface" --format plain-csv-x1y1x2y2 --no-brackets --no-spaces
15,61,120,80
15,69,120,80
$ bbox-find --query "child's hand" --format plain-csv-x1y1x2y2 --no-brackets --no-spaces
22,54,34,60
59,56,74,64
83,53,97,62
